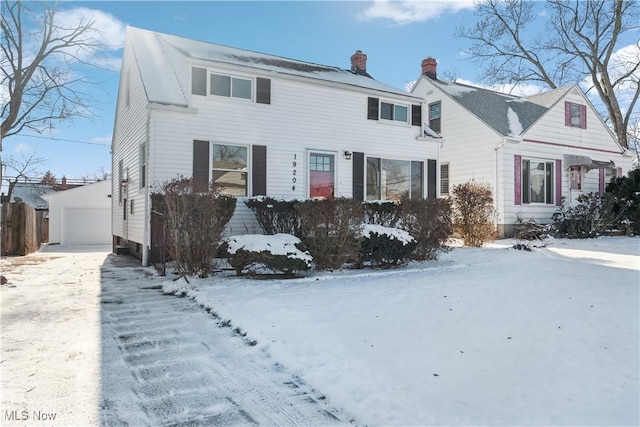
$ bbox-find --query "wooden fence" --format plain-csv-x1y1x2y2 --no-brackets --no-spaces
1,202,47,256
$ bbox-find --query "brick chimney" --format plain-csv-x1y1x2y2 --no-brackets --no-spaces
350,50,367,75
422,57,437,79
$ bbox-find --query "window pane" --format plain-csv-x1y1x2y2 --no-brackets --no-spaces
382,159,410,202
380,102,393,120
546,162,554,204
530,161,545,203
395,105,408,123
429,102,441,119
309,153,334,199
192,67,207,95
366,157,381,200
213,171,247,196
210,74,231,97
570,104,581,126
411,161,423,199
522,160,530,204
232,78,252,99
213,145,247,170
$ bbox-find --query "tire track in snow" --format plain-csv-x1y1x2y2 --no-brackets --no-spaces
100,256,351,426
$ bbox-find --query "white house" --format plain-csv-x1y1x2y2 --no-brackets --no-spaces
112,27,441,264
411,58,635,237
43,179,112,245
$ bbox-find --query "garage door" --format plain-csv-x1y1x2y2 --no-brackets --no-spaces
62,207,111,245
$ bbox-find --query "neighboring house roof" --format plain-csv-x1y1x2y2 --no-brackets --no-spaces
9,183,56,209
424,79,552,137
127,26,421,107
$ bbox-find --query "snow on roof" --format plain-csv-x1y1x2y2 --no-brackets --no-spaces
429,78,550,136
126,26,420,105
524,87,572,108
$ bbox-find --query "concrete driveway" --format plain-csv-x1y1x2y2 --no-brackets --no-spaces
1,246,349,426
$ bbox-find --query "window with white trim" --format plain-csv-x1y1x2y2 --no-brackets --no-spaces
212,144,248,196
522,159,554,204
309,152,335,199
429,101,441,133
367,157,423,201
210,74,252,100
380,101,409,123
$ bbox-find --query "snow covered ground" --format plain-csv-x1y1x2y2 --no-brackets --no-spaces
164,237,640,426
1,237,638,426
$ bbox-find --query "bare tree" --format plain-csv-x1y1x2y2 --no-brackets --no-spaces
0,0,109,185
2,151,47,201
456,0,639,149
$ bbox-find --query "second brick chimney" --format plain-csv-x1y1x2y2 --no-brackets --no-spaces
422,57,437,79
350,50,367,75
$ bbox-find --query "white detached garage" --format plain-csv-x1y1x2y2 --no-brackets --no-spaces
43,179,112,245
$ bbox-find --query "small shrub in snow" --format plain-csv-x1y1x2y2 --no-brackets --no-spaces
551,193,621,238
224,234,312,277
512,215,550,251
363,200,401,227
296,198,363,270
452,182,496,247
152,178,236,279
398,198,453,260
360,224,416,268
245,197,301,235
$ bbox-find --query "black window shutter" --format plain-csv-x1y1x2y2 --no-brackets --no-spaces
411,104,422,127
252,145,267,196
352,152,365,201
367,97,379,120
256,78,271,104
193,140,210,192
427,159,437,199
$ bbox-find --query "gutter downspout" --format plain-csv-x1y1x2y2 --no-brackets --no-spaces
496,136,522,236
141,111,151,266
494,140,504,231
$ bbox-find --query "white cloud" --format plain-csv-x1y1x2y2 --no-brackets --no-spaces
12,143,34,154
454,78,546,97
359,0,476,25
90,135,113,145
51,7,126,69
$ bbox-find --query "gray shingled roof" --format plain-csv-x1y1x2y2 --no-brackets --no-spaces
128,26,420,107
430,79,552,136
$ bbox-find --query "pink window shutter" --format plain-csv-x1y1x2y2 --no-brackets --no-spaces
514,155,522,205
617,167,623,178
555,159,562,206
599,168,605,195
580,105,587,129
564,102,571,126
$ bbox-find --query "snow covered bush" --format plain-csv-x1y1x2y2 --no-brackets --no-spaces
551,193,621,238
363,200,401,227
224,234,312,278
296,198,363,270
152,178,236,279
452,182,496,247
245,197,300,235
398,198,453,260
359,224,416,268
606,168,640,235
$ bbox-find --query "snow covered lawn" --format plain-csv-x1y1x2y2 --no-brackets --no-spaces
164,237,640,426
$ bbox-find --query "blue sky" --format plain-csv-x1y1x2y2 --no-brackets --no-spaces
2,0,637,186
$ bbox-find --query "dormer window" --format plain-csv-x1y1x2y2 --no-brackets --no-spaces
191,67,270,104
211,74,252,100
